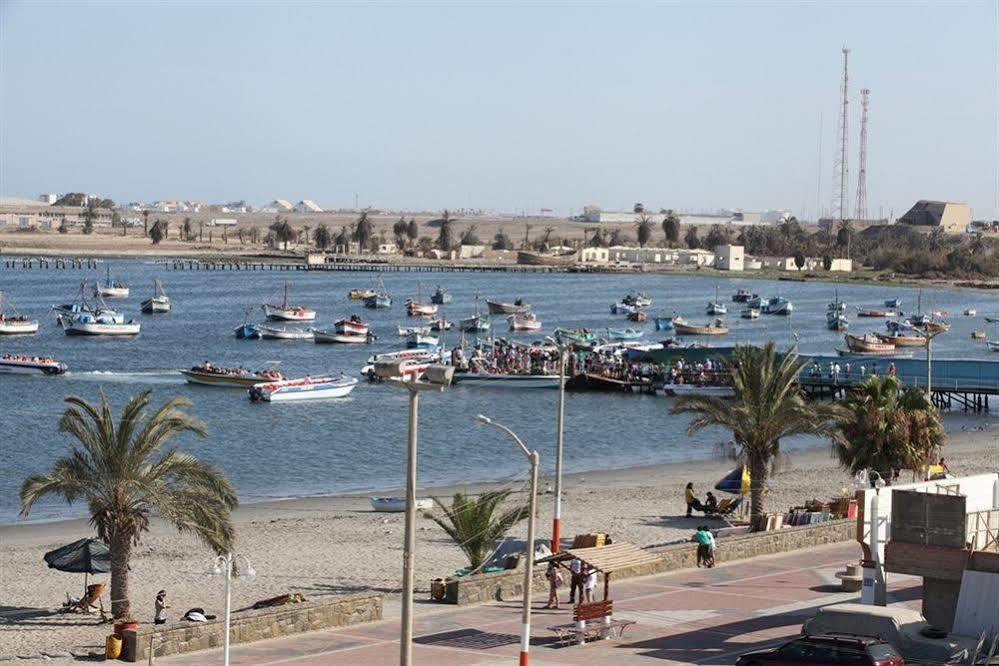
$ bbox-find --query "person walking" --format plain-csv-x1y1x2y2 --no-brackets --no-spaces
543,561,562,609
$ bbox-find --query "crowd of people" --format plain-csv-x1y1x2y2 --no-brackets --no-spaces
190,361,282,380
806,360,898,384
1,353,58,364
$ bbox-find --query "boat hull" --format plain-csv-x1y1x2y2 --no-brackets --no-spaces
487,300,530,315
258,326,314,340
674,323,729,336
363,294,392,309
61,317,140,336
96,287,129,299
314,331,369,344
0,320,39,334
141,298,171,314
0,358,67,375
369,497,434,512
180,370,274,387
262,304,316,321
250,376,358,402
234,324,260,339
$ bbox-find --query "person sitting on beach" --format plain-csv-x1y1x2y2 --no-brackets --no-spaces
704,492,718,512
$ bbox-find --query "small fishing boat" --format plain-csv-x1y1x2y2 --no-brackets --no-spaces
858,308,895,318
94,266,129,298
674,319,729,336
826,311,849,331
987,340,999,352
0,292,39,335
369,497,434,512
181,364,283,387
706,286,727,315
964,309,977,317
53,280,124,324
487,299,530,315
875,331,927,347
452,372,560,389
406,332,439,349
405,282,438,316
622,292,652,308
313,330,370,344
741,308,761,320
610,302,636,315
746,295,767,308
364,292,392,309
918,320,951,333
627,310,647,323
60,312,141,336
398,325,431,336
654,314,682,332
0,353,67,375
429,318,453,331
258,324,314,340
430,286,452,305
249,374,358,402
460,293,491,333
508,313,542,332
607,328,644,340
732,289,754,303
844,333,896,353
348,288,376,301
366,348,440,366
141,279,171,314
335,315,369,336
971,330,986,340
234,322,260,339
884,298,902,309
761,296,793,315
553,327,597,345
263,283,316,321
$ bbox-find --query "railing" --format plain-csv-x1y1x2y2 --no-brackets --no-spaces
966,509,999,552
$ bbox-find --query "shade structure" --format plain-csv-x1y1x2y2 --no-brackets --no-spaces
43,538,110,574
715,465,751,495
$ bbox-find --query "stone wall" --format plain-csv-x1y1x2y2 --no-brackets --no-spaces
444,519,855,605
128,593,382,662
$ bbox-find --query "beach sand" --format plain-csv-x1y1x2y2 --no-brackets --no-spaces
1,423,995,660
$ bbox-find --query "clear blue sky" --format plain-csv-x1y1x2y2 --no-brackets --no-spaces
1,1,996,218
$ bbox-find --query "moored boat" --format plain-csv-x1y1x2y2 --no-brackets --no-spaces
884,298,902,309
406,332,439,349
674,319,729,336
398,324,431,336
406,300,438,316
248,374,358,402
761,296,793,315
746,295,767,308
429,318,453,331
263,283,316,321
258,324,314,340
508,313,542,332
487,299,530,315
348,288,376,300
964,309,977,317
366,348,440,366
607,328,644,340
610,302,636,315
0,353,67,375
622,292,652,308
60,312,140,336
654,315,681,332
971,330,986,340
627,310,647,323
987,340,999,352
0,292,39,335
844,333,896,353
181,364,283,387
335,315,369,336
826,311,849,331
430,286,452,305
369,497,434,512
741,308,760,320
313,330,370,344
875,331,927,347
141,279,171,314
460,293,491,333
94,266,129,298
858,307,895,318
706,286,727,315
553,327,596,345
234,323,261,339
732,289,754,303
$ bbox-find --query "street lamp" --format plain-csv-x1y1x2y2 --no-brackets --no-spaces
209,553,255,666
475,414,539,666
376,361,453,666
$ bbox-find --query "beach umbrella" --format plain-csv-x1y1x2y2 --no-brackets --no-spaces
714,465,751,495
44,538,110,595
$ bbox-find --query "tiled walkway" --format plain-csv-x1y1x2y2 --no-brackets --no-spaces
165,542,922,665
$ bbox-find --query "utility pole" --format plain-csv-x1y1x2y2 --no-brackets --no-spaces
831,47,850,224
855,88,870,221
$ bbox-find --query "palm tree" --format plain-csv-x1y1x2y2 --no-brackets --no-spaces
20,391,237,619
429,490,529,570
636,215,653,247
671,343,844,520
834,375,943,483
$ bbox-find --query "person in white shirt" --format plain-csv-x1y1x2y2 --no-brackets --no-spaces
568,558,583,604
584,565,598,603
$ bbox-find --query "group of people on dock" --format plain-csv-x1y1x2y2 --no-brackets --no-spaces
806,360,897,384
455,340,562,376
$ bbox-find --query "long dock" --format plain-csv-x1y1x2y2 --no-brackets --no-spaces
1,257,565,273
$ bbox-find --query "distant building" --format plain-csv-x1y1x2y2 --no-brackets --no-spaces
259,199,294,213
377,243,398,255
580,247,609,263
714,244,744,271
458,244,485,259
38,193,57,204
897,200,971,234
208,218,238,227
581,205,773,227
294,200,323,213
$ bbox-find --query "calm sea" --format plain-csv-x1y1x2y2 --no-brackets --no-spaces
1,259,993,522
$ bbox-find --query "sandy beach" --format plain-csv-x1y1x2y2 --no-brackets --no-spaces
1,419,995,660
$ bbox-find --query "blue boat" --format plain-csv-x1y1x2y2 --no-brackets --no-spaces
654,317,676,332
234,323,261,339
607,328,644,340
364,293,392,309
610,302,636,315
761,296,794,315
746,295,767,308
430,286,452,305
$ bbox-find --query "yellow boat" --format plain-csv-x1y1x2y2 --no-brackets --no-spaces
348,288,377,300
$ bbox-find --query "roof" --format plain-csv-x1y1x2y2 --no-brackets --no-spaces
296,200,323,212
897,200,967,226
537,542,662,573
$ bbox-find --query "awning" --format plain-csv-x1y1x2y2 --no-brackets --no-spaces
537,542,662,574
43,538,110,574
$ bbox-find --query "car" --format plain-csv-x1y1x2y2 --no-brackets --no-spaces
735,634,905,666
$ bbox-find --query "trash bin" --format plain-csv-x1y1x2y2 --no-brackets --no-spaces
121,628,138,662
430,578,446,601
105,634,122,660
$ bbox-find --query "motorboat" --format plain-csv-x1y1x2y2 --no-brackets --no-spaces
313,330,370,344
430,286,452,305
826,311,849,331
348,288,376,301
610,302,636,315
0,292,38,335
335,316,369,336
248,374,358,402
258,324,314,340
406,332,439,349
607,328,644,340
452,372,560,388
369,497,434,513
141,279,171,314
622,292,652,308
732,289,754,303
508,313,542,332
674,319,729,336
0,353,67,375
741,308,761,320
60,312,140,336
262,282,316,321
94,266,129,298
844,333,896,354
429,318,453,331
875,331,927,347
761,296,793,315
627,310,647,323
487,299,530,315
181,364,283,387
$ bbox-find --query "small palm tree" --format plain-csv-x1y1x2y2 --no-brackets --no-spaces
671,343,845,520
20,391,237,619
429,490,529,570
834,375,944,482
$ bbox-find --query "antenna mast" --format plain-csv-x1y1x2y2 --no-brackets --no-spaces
831,47,850,223
855,88,870,220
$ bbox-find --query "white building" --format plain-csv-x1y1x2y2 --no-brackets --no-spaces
377,243,398,255
294,200,323,213
580,247,609,263
714,244,744,271
458,244,485,259
259,199,294,213
38,193,57,204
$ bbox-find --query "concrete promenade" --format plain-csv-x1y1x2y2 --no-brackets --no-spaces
163,542,921,665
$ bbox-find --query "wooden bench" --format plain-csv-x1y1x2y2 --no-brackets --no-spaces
547,600,636,646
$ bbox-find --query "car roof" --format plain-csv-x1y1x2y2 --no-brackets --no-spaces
801,633,887,646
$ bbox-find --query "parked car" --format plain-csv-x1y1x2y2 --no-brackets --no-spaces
736,634,904,665
802,603,974,664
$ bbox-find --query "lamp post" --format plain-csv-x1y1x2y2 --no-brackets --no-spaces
375,361,453,666
475,415,539,666
210,553,255,666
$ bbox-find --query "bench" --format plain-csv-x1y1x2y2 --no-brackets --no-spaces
547,600,636,646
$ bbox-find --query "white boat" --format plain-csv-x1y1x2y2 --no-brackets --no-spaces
706,286,727,315
0,354,67,375
258,324,314,340
366,348,441,365
460,293,491,333
60,312,140,336
262,282,316,321
508,313,542,332
369,497,434,512
180,365,283,387
335,316,369,336
398,325,431,336
248,375,358,402
987,340,999,352
314,330,369,344
761,296,793,315
94,266,129,298
0,292,39,335
407,332,438,348
405,282,438,316
452,372,560,389
622,292,652,308
141,279,171,314
740,308,760,320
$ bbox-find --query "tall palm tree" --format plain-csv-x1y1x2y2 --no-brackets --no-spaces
429,490,529,570
834,375,943,483
20,391,237,619
671,343,844,520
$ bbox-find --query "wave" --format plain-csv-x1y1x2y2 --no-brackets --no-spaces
64,369,185,384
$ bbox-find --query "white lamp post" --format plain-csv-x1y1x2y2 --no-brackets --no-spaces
375,361,453,666
475,414,539,666
210,552,255,666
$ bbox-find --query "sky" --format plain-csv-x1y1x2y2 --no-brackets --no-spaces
1,1,996,219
